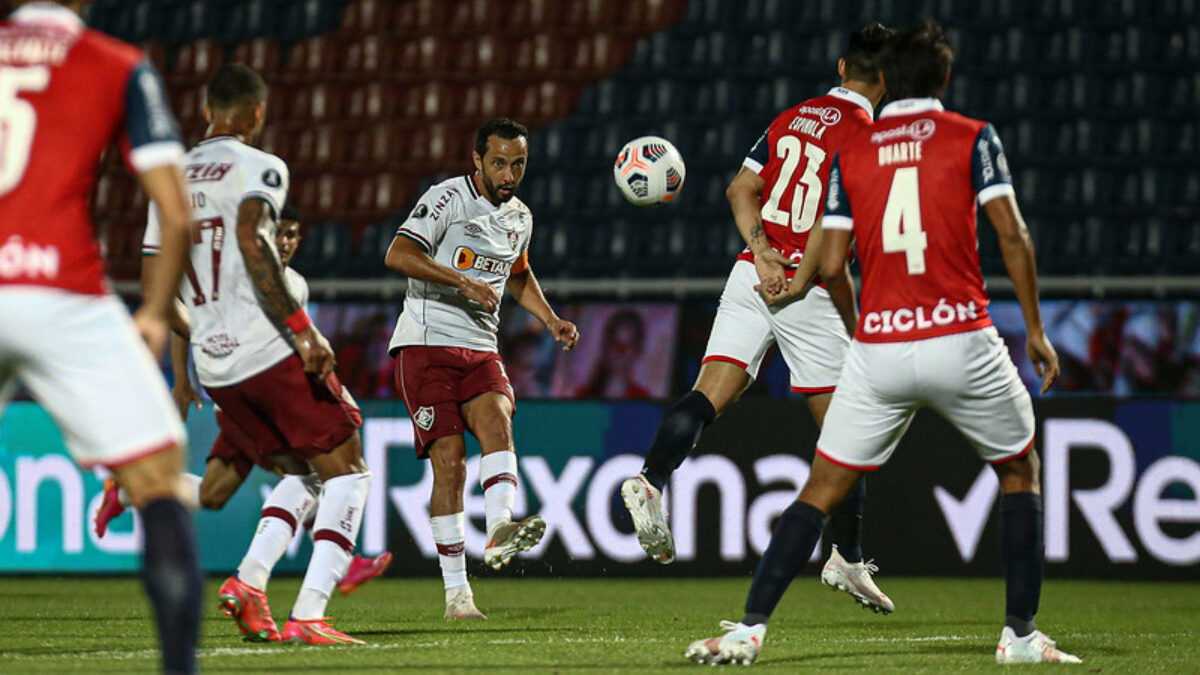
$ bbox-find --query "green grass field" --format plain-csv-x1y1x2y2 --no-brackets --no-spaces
0,576,1196,672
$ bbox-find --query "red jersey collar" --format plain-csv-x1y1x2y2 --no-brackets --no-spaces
10,2,85,33
827,87,874,118
879,98,944,118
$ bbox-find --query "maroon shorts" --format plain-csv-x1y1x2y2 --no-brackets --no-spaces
394,345,514,459
205,355,361,467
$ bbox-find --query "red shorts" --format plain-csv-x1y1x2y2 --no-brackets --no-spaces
394,345,514,459
205,355,361,467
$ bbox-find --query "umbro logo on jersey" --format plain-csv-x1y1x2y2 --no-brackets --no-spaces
453,246,513,275
463,222,483,238
185,162,232,182
414,406,435,431
262,169,282,188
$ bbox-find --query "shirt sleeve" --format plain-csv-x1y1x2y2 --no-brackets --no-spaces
141,202,162,255
742,127,770,173
241,154,290,220
395,187,456,253
971,123,1016,205
822,153,853,231
122,59,185,173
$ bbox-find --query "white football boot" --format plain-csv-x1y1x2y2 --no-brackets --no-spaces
444,586,486,620
620,476,675,564
685,620,766,666
483,515,547,570
995,627,1082,664
820,545,895,614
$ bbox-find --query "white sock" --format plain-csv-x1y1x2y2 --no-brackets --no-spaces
431,512,468,599
237,474,320,590
479,450,518,537
292,471,371,620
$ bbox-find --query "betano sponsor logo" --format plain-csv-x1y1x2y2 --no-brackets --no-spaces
453,246,513,275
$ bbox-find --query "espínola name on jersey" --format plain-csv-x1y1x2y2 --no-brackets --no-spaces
453,246,515,276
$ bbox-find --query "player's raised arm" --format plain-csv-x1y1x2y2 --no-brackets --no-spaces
384,218,500,313
506,258,578,351
727,165,789,296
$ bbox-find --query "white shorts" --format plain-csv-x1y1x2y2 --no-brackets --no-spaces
0,288,186,468
816,326,1035,469
703,260,849,392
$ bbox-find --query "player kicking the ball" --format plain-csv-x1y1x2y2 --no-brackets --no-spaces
385,119,578,619
99,207,392,604
142,63,371,645
622,23,895,614
686,21,1080,666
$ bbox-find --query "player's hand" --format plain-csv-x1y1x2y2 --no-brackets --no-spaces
172,381,202,420
753,249,790,296
459,277,501,313
755,276,811,308
547,317,579,351
1026,329,1060,395
295,325,336,380
133,309,168,360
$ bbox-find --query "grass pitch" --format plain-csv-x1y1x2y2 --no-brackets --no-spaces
0,576,1195,672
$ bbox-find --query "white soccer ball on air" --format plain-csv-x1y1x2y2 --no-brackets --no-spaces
613,136,686,206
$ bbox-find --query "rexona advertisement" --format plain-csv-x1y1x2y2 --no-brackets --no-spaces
1,399,1197,578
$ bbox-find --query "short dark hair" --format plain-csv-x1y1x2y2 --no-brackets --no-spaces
879,19,954,100
841,22,894,82
474,118,529,158
280,204,302,224
205,63,267,111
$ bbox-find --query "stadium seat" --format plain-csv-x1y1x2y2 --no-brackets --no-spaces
231,38,280,77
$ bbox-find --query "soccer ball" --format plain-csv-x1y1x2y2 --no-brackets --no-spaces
613,136,686,206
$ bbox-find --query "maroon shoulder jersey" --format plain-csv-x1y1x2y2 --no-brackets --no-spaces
0,4,182,295
823,98,1017,343
737,86,875,272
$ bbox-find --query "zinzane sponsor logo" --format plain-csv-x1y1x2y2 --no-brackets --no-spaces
862,299,979,335
870,118,937,144
453,246,513,275
0,236,58,281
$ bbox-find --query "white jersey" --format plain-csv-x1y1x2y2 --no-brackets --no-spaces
389,175,532,353
284,267,309,308
143,135,291,387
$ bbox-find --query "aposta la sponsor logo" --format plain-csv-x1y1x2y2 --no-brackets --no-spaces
870,118,937,144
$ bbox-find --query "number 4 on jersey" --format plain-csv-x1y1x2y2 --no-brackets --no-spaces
881,167,928,275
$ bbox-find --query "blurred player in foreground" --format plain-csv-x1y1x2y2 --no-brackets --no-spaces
141,63,371,645
385,119,579,619
687,21,1080,666
98,207,392,605
622,23,895,613
0,1,201,671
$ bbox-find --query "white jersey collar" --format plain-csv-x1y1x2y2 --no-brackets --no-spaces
10,2,85,32
879,97,945,119
827,86,874,118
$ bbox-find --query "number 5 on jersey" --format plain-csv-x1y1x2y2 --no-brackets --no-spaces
882,167,928,275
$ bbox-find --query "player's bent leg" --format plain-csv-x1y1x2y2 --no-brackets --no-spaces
115,447,203,674
464,392,546,570
624,361,748,564
198,457,248,511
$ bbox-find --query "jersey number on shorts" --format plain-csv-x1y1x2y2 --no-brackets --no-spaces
0,66,51,197
760,136,827,233
185,217,226,305
881,167,928,275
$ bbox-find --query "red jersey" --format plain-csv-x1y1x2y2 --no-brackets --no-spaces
0,3,183,295
824,98,1017,343
738,86,875,274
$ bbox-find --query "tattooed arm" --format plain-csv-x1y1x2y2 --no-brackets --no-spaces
727,166,789,296
235,198,334,378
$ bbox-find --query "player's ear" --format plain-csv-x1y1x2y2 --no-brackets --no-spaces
203,105,212,124
837,58,846,79
472,151,483,173
254,103,265,125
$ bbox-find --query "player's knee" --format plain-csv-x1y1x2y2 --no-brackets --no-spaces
431,452,467,490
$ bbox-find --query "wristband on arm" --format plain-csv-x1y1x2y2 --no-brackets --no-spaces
285,308,312,334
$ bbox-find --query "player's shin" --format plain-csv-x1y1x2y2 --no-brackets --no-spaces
1001,492,1043,637
140,498,203,675
742,501,827,626
828,477,866,563
480,450,518,536
238,474,319,590
640,390,716,490
292,471,371,620
431,512,469,596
